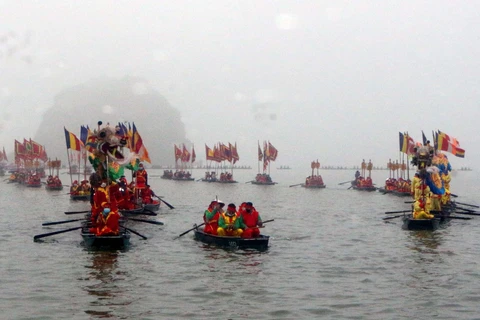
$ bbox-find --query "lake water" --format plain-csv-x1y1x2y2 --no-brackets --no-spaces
1,167,479,319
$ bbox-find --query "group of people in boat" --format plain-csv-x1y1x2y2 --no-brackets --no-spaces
384,177,411,193
173,170,192,179
255,173,273,183
46,175,63,187
305,175,324,186
70,179,91,196
203,200,263,238
203,171,217,181
353,170,374,188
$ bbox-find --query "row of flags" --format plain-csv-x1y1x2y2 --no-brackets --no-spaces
205,142,239,164
14,138,48,162
258,141,278,171
174,144,196,163
64,122,152,165
399,130,465,158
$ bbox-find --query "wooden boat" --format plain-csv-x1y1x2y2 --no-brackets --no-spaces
172,176,194,181
45,184,64,191
199,178,217,183
251,181,276,185
352,185,377,191
25,181,42,188
302,183,326,189
120,206,149,217
70,193,90,201
391,190,411,197
377,187,393,194
193,228,269,250
81,226,130,249
217,179,238,184
401,202,456,231
143,199,161,212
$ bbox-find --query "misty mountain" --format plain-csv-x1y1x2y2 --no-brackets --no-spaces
34,76,189,166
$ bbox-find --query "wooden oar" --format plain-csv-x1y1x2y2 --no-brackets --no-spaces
385,210,411,214
245,181,253,184
454,211,480,216
289,183,303,187
42,218,85,226
436,215,472,220
33,226,82,242
451,194,459,198
128,218,164,225
338,180,353,185
122,226,148,240
174,222,205,240
65,210,90,215
154,195,174,209
455,201,479,208
383,214,405,220
455,206,476,212
261,219,274,224
52,193,72,197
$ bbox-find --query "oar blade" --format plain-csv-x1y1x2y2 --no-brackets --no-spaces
33,226,82,242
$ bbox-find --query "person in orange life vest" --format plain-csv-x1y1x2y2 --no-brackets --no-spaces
204,200,224,235
91,181,109,224
217,203,243,237
134,163,148,190
96,202,121,236
239,202,263,238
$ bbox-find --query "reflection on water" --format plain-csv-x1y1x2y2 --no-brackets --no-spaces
82,251,130,319
408,230,444,252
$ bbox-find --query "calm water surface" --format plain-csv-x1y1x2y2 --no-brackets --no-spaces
1,168,480,319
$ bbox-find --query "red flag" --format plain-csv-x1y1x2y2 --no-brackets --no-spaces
174,144,182,162
191,146,196,163
205,144,215,161
268,141,278,161
231,142,240,164
258,142,263,161
181,144,190,162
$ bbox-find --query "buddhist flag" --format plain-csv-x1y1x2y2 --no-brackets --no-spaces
132,123,151,163
64,127,82,151
437,130,465,158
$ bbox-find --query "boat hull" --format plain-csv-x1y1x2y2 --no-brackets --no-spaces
172,177,194,181
143,200,160,212
402,215,441,231
194,229,269,250
81,228,131,249
302,184,326,188
251,181,276,185
70,194,90,201
352,185,377,191
45,185,64,191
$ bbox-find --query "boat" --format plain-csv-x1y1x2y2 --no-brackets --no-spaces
119,206,150,217
172,144,195,181
70,193,90,201
277,165,291,170
351,182,377,191
81,226,131,249
251,141,278,185
161,170,173,179
193,227,269,250
302,183,326,189
401,204,455,231
203,142,240,183
45,184,63,191
301,160,326,188
45,159,64,190
143,199,161,212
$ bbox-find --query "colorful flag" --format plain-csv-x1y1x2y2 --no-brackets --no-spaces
205,144,215,161
231,142,240,164
2,147,7,162
268,141,278,161
399,132,407,154
437,130,465,158
174,144,182,162
258,142,263,162
132,123,151,163
421,131,428,146
64,127,82,151
181,144,191,162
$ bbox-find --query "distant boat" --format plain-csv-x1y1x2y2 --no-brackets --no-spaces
277,165,291,170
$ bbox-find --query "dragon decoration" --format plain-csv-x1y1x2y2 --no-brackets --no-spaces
86,121,143,187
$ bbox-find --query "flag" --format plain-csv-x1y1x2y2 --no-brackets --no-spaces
437,130,465,158
191,145,196,163
421,131,428,146
24,138,33,157
268,141,278,161
205,144,215,161
174,144,182,162
405,133,415,155
225,143,232,162
64,127,82,151
14,139,26,159
132,123,151,163
181,144,191,162
399,132,408,154
231,142,240,164
80,125,89,145
258,142,263,161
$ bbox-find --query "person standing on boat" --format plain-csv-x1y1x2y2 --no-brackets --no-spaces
204,200,224,235
140,184,155,204
91,181,109,224
134,163,148,189
217,203,243,237
239,202,263,239
96,202,121,236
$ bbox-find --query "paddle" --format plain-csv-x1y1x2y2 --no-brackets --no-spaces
142,208,159,216
451,194,459,198
174,222,205,240
383,214,405,220
455,206,476,212
245,181,253,184
338,180,352,185
65,210,90,215
289,183,303,187
33,226,82,242
347,186,353,190
385,210,411,214
122,226,147,240
52,193,72,197
128,218,164,225
156,196,175,209
261,219,274,224
196,178,203,181
42,218,85,226
455,201,479,208
436,215,472,220
454,211,480,216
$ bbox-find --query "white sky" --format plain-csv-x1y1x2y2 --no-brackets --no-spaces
0,0,478,168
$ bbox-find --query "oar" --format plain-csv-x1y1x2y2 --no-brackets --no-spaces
65,210,90,215
383,214,406,220
196,178,203,181
455,201,479,208
338,180,352,185
451,194,459,198
454,211,480,216
262,219,274,224
42,218,85,226
174,222,205,240
153,195,174,209
52,193,72,197
128,218,164,225
33,226,82,242
347,186,353,190
245,181,253,184
142,208,158,216
289,183,303,188
436,215,472,220
385,210,411,214
455,206,476,212
122,226,147,240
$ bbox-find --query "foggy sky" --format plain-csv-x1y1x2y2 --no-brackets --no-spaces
1,1,479,169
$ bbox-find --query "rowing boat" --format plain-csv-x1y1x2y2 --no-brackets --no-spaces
251,181,277,185
401,202,456,231
302,183,326,189
70,194,90,201
351,185,377,191
81,226,130,249
193,228,269,250
143,200,161,212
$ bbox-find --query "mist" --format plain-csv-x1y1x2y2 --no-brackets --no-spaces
1,1,478,169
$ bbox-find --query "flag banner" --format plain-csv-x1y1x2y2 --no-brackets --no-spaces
174,144,182,162
181,144,191,162
64,127,82,151
437,130,465,158
268,142,278,161
191,146,196,163
205,144,215,161
258,142,263,161
422,131,428,146
231,142,240,164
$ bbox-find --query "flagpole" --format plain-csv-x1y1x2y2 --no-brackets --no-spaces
257,140,260,174
66,149,73,185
